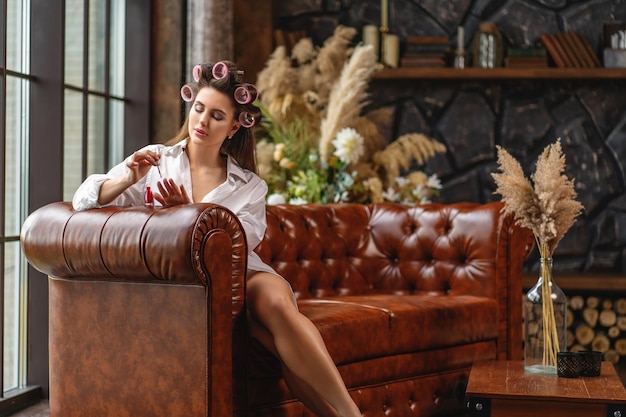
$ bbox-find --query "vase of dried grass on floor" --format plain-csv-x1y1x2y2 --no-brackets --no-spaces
491,139,584,374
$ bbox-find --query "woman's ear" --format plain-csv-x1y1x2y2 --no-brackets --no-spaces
228,122,241,139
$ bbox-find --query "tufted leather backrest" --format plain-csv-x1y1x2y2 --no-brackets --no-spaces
256,201,513,300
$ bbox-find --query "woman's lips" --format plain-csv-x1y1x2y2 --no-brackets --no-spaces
194,128,207,137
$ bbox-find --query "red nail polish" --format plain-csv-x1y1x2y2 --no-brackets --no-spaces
144,186,154,207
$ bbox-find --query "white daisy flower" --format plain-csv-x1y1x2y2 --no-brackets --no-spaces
332,127,364,164
412,184,430,202
426,174,442,190
382,187,400,202
394,176,410,187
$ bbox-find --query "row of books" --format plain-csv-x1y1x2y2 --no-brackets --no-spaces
397,32,601,69
504,47,547,68
540,32,601,68
400,36,450,67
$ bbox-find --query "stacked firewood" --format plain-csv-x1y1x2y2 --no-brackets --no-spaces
566,295,626,364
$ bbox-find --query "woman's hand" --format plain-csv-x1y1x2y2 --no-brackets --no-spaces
154,178,190,207
98,150,161,206
125,150,160,184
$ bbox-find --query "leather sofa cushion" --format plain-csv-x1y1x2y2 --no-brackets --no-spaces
248,294,498,406
300,295,497,365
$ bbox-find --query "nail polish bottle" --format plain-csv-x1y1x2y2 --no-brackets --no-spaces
144,186,154,207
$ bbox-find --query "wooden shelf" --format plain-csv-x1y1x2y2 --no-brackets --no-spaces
523,273,626,292
373,67,626,80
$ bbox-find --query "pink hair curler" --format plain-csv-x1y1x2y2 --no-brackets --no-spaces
234,83,258,104
192,64,203,82
212,61,229,80
239,111,257,128
180,84,196,102
211,61,244,80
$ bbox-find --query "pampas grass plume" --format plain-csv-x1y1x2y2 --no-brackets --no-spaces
373,133,446,185
319,43,380,161
492,138,583,256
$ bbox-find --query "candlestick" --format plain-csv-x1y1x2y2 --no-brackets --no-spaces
383,33,399,68
363,24,380,58
458,26,464,52
381,0,388,29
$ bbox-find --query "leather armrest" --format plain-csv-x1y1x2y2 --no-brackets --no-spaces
20,202,248,312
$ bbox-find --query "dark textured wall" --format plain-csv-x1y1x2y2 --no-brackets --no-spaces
274,0,626,274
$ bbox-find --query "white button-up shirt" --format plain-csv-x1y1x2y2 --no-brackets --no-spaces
72,138,277,275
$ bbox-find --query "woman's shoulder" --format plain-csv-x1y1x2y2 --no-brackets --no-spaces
227,155,265,185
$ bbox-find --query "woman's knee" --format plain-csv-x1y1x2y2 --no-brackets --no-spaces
247,272,298,323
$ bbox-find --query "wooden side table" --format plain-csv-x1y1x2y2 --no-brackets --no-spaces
465,360,626,417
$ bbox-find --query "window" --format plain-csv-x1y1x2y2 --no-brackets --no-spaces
3,0,31,395
63,0,127,201
1,0,150,410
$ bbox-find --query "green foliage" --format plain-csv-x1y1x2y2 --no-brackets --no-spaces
256,104,363,204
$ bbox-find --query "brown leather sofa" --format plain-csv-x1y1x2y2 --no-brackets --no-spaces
21,201,533,417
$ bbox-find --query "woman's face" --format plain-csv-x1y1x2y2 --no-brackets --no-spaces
188,86,240,147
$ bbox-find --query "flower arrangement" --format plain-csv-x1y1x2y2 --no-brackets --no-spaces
491,138,584,370
254,25,446,205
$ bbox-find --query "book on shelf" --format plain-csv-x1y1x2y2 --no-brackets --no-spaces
505,47,548,68
401,36,450,67
566,32,597,67
400,56,447,67
403,52,447,59
505,56,548,68
401,51,448,67
507,47,547,57
405,43,451,54
555,32,584,67
540,33,569,67
405,36,449,45
574,32,602,67
404,36,450,54
539,32,600,68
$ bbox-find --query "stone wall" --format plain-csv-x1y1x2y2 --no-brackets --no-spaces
273,0,626,273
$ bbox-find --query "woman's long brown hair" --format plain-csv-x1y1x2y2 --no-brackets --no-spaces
167,61,260,174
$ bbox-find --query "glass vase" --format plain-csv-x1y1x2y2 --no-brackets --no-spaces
524,257,567,374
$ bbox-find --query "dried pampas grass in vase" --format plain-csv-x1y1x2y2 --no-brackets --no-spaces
491,138,584,374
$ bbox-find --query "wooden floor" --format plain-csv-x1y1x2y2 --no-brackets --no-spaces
9,400,48,417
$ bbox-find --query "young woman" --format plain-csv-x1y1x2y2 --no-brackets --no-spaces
72,61,361,417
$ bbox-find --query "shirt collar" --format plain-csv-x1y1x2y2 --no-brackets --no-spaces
225,153,249,183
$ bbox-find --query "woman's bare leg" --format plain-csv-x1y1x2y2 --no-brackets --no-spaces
249,314,338,417
247,272,361,417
